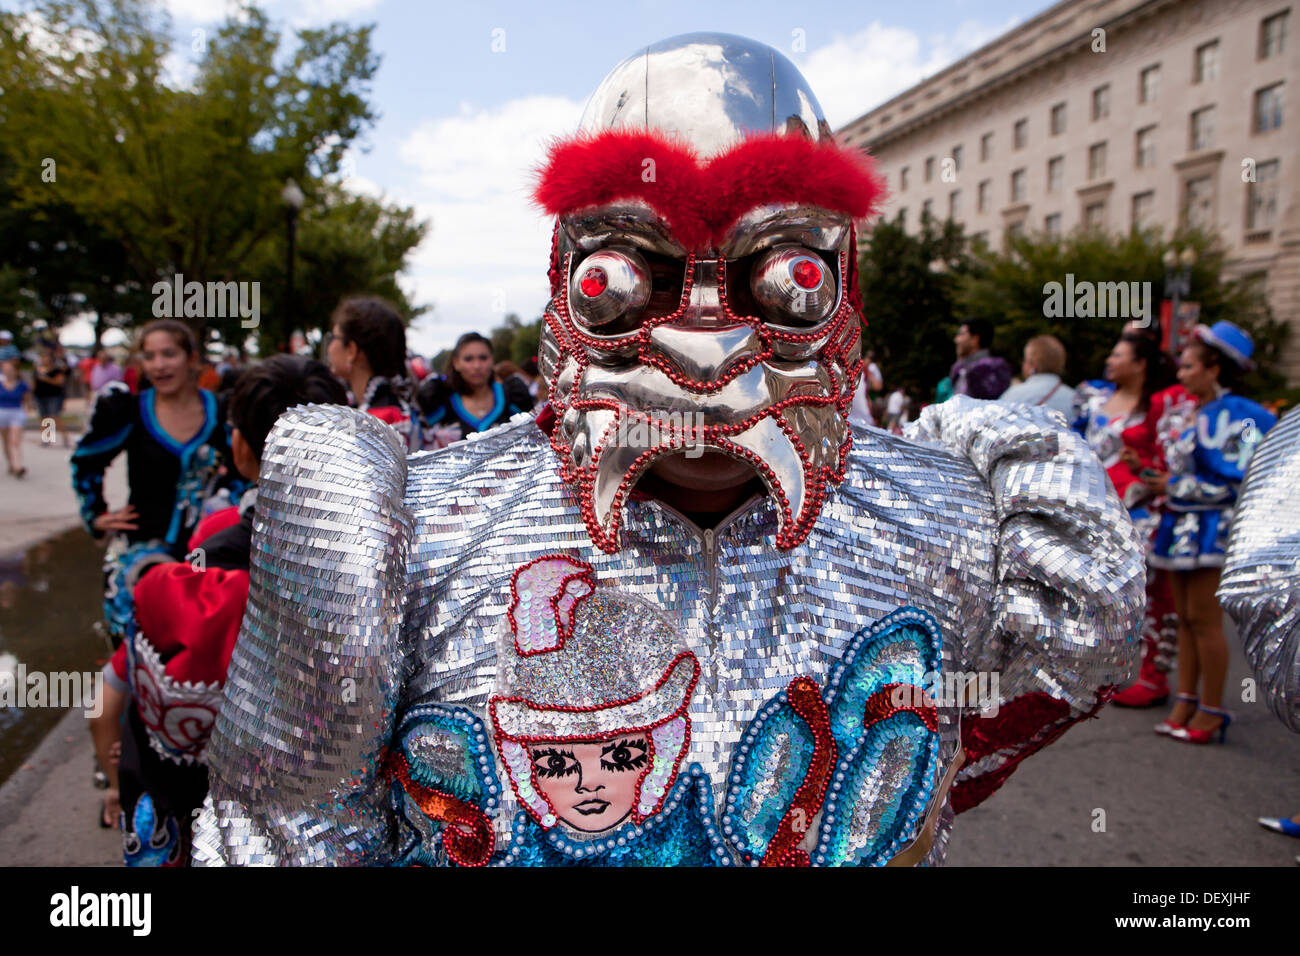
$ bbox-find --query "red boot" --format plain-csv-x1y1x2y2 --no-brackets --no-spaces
1112,673,1169,707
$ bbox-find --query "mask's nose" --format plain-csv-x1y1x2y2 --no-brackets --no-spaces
646,260,762,386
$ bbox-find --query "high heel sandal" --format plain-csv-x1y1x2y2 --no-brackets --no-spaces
1154,693,1198,736
1169,705,1232,744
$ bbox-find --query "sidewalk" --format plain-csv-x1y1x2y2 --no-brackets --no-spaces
0,401,127,555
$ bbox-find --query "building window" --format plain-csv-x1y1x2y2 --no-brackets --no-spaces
1092,84,1110,120
952,145,963,172
1190,107,1215,151
922,198,933,221
898,208,907,229
978,179,991,212
1011,168,1026,202
1089,142,1107,180
1050,102,1066,136
1194,40,1219,83
1140,65,1161,104
925,156,935,182
1007,221,1025,241
981,132,993,161
1183,176,1214,228
900,166,909,191
1045,213,1062,237
1013,118,1028,149
1255,83,1284,132
1084,201,1107,230
950,190,962,219
1047,156,1064,193
1247,159,1280,230
1260,10,1288,59
1132,191,1155,229
972,231,989,248
1135,126,1157,168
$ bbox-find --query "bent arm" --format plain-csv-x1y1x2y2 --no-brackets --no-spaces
1218,407,1300,733
906,396,1144,810
192,404,413,865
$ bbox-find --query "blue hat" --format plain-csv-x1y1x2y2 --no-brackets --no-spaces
1193,321,1254,371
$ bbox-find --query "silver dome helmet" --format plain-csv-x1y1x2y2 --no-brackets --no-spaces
535,33,885,553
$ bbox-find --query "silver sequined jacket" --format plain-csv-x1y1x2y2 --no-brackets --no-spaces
1219,406,1300,733
192,396,1143,865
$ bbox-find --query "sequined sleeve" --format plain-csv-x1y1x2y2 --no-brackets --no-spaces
1218,407,1300,733
192,404,413,865
905,396,1144,809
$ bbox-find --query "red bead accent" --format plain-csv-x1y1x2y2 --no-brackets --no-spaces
760,677,837,867
792,258,821,289
383,750,494,867
579,266,607,298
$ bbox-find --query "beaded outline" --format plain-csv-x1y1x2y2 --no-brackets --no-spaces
384,702,504,867
489,651,701,831
502,764,736,866
543,249,861,554
506,553,597,657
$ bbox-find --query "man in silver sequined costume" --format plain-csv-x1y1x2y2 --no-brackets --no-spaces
193,34,1143,867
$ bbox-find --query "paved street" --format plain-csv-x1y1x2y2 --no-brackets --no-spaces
0,401,127,555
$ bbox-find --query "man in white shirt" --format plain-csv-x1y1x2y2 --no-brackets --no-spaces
998,334,1076,419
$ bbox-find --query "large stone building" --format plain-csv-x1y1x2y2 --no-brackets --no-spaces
839,0,1300,381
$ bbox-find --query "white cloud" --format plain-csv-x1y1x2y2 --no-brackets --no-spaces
798,18,1020,129
393,95,583,357
389,18,1021,358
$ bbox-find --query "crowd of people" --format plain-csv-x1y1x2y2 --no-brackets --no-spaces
51,295,535,861
3,288,1292,865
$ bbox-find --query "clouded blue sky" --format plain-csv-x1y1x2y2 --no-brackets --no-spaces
155,0,1050,356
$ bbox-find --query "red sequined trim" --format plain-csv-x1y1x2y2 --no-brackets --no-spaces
761,677,838,867
506,553,596,657
384,750,494,867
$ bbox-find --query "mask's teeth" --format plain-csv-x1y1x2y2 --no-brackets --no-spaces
722,416,809,536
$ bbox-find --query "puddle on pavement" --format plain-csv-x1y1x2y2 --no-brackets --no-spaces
0,529,109,787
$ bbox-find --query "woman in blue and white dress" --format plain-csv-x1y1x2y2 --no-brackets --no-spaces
1147,322,1276,745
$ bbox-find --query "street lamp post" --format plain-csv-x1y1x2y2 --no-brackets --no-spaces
1162,246,1197,353
281,178,305,353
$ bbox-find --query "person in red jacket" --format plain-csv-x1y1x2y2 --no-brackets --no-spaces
87,355,346,865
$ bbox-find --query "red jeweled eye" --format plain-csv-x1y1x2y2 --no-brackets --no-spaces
569,247,652,332
749,245,836,325
792,259,822,290
579,267,608,298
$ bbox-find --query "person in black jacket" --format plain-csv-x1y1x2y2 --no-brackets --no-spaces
417,332,533,447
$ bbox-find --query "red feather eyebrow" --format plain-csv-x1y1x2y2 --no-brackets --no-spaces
534,129,887,252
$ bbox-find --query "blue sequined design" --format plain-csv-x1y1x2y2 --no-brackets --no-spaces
817,607,943,865
391,703,502,866
123,793,180,867
722,606,944,866
501,765,731,866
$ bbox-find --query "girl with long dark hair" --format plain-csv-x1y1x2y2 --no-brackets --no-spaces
417,332,533,447
326,296,421,451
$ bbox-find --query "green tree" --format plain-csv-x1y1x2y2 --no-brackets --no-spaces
243,182,429,351
856,212,972,401
954,227,1288,398
1,0,418,346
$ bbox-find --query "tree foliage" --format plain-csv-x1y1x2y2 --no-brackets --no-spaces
954,227,1288,398
856,212,972,400
0,0,428,348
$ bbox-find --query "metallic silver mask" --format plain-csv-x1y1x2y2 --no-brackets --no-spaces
536,33,884,553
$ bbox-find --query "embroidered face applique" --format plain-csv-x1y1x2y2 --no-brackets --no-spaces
490,555,698,838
